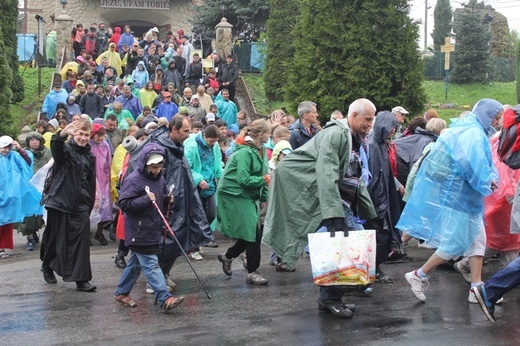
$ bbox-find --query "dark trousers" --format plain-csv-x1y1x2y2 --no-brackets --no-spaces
200,194,216,225
225,225,262,273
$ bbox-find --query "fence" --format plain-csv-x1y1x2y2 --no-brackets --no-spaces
424,51,516,82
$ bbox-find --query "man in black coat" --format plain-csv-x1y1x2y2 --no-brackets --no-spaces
40,120,97,292
79,82,104,119
219,54,239,101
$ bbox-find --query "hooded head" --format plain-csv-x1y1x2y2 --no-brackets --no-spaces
114,27,121,34
137,61,146,70
472,98,503,135
371,111,398,144
109,42,116,51
25,131,45,150
138,142,166,179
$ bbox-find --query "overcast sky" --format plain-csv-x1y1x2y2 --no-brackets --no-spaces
410,0,520,49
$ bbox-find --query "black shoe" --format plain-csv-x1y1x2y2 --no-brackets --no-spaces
115,254,127,269
94,233,108,246
76,281,97,292
318,300,354,318
108,225,116,241
42,266,57,284
203,241,218,248
472,284,496,323
217,253,233,276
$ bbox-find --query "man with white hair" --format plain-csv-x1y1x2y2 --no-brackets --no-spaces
263,98,377,319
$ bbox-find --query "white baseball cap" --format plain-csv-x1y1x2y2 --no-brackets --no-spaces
0,135,13,148
392,106,409,114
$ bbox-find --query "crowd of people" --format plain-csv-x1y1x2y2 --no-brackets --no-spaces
1,23,520,320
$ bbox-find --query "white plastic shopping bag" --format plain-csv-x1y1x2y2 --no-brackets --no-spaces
308,228,376,286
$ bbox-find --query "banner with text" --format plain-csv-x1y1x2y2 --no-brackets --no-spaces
100,0,170,10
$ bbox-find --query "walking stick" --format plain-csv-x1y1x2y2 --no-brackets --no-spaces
155,184,175,305
146,186,212,299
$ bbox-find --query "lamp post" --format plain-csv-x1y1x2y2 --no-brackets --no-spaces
60,0,67,10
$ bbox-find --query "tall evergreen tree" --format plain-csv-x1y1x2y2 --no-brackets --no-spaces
192,0,270,37
284,0,426,119
450,8,492,84
263,0,300,101
516,41,520,103
0,0,24,103
431,0,453,51
0,26,15,136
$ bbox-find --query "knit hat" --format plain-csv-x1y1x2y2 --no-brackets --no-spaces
91,123,105,137
48,119,59,130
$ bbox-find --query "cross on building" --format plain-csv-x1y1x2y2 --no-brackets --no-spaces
440,37,455,70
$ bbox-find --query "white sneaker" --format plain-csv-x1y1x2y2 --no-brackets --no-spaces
418,241,435,249
468,289,478,303
405,271,428,302
454,261,472,284
189,251,203,261
146,282,154,294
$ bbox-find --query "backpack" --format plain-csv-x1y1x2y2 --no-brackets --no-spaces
497,105,520,169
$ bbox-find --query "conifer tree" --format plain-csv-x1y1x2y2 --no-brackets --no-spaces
450,7,492,84
284,0,426,119
432,0,453,51
0,26,15,136
0,0,24,103
263,0,300,101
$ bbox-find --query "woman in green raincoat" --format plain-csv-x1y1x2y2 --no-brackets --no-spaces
216,119,271,285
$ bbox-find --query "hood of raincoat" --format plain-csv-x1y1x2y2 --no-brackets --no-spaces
109,42,116,51
137,61,146,70
370,111,398,145
25,131,46,150
114,27,121,34
137,142,166,179
472,98,503,135
126,76,135,85
155,64,163,72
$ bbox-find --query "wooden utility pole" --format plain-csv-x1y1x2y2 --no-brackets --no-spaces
424,0,428,52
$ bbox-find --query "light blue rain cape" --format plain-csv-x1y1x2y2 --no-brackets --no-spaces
396,113,498,257
0,151,43,225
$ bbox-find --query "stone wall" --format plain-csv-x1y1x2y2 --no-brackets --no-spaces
26,0,198,36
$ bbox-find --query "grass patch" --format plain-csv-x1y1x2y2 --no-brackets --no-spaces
241,74,518,122
10,66,55,130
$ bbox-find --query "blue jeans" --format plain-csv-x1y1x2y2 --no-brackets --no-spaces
320,206,365,302
484,256,520,304
115,251,172,306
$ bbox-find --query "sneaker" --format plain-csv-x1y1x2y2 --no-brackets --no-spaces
405,271,428,302
94,233,108,246
146,283,154,294
471,284,496,323
217,253,233,276
468,289,478,304
164,275,177,291
26,239,35,251
189,251,203,261
317,300,354,319
162,296,185,312
275,262,296,272
115,294,137,307
418,241,435,249
454,261,472,284
246,271,268,285
203,241,218,248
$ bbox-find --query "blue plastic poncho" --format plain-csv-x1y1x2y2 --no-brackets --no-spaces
396,113,498,257
0,151,42,225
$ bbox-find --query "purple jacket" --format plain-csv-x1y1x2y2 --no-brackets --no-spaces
118,143,169,249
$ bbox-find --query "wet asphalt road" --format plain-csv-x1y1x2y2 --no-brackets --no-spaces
1,230,519,346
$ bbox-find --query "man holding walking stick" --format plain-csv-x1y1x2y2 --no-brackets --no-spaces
114,142,184,312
